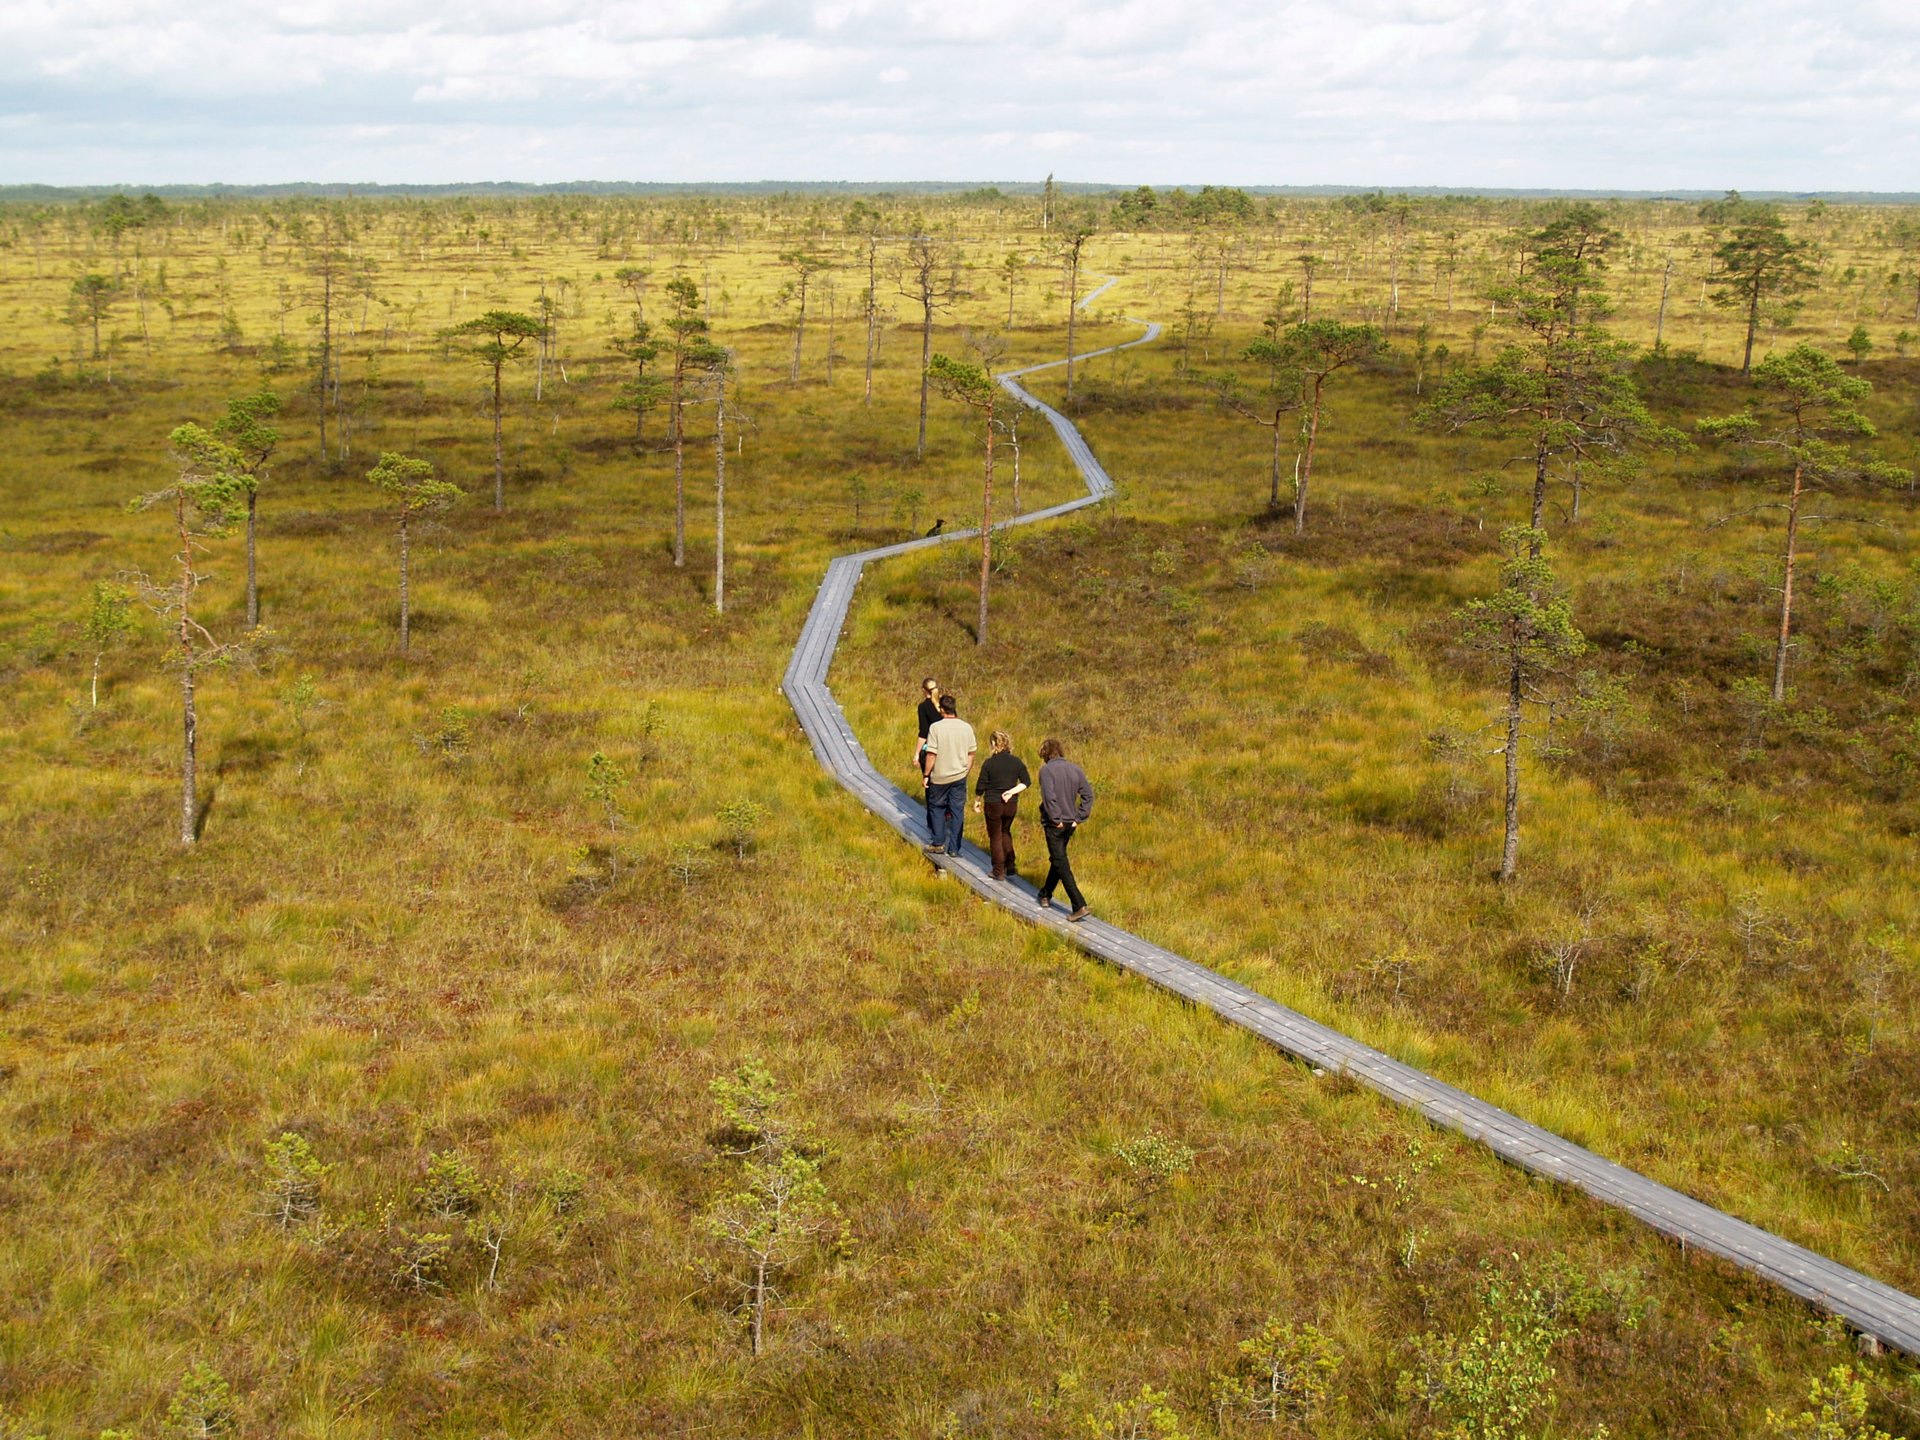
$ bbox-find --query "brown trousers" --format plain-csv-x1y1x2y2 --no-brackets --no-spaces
982,797,1020,878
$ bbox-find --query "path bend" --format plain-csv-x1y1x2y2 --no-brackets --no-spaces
778,297,1920,1359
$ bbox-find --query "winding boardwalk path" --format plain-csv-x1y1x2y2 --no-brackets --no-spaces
779,293,1920,1359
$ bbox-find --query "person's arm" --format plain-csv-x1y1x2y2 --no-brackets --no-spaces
1075,770,1095,824
922,733,937,780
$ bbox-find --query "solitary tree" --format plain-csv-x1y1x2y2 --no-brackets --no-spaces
304,226,364,462
706,346,735,614
1213,325,1304,513
365,451,463,657
843,201,888,405
663,277,712,565
1055,215,1097,404
927,352,999,645
70,273,117,359
446,310,544,511
1285,318,1384,533
778,249,828,382
1457,527,1587,882
133,427,252,845
898,232,961,459
211,389,281,629
610,317,665,448
701,1061,836,1357
1421,214,1675,542
1699,345,1909,702
1703,196,1819,376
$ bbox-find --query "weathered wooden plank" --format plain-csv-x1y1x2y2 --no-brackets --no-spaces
777,309,1920,1358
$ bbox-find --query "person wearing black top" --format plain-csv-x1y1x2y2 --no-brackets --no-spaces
972,730,1031,881
914,677,942,839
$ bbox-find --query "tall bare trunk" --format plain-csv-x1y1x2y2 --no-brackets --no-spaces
1743,286,1761,376
398,514,412,656
915,297,932,460
1064,252,1081,404
1500,645,1522,882
863,239,877,405
714,369,727,615
1654,255,1673,349
790,275,806,382
1296,380,1324,535
245,489,259,628
490,362,505,511
671,372,687,566
318,268,332,459
178,495,198,846
977,405,995,645
1269,416,1284,511
1773,459,1805,702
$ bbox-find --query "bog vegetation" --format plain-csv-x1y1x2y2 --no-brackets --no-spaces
3,183,1920,1436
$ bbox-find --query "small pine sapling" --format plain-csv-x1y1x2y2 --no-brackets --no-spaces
585,750,629,879
164,1361,236,1438
1210,1319,1341,1429
260,1132,330,1230
717,798,766,859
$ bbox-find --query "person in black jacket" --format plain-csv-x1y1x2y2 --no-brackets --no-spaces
913,677,941,838
1035,737,1095,921
972,730,1031,881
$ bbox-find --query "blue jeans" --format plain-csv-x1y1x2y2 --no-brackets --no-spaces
927,779,967,854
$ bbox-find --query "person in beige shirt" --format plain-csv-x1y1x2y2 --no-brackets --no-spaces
920,695,977,855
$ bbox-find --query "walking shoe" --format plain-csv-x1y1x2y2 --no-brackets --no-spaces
990,872,1006,882
1036,895,1052,909
1067,907,1092,923
922,844,945,855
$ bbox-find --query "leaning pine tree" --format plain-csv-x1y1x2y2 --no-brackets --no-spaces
134,426,254,845
366,451,463,657
1456,527,1587,883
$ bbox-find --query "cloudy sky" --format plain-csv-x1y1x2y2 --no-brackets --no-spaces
2,0,1916,190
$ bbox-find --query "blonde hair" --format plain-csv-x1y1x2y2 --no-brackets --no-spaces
989,730,1012,753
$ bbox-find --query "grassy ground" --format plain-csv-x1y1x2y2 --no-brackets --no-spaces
3,196,1919,1436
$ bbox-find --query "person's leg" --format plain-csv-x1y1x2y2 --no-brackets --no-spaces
1055,824,1087,912
1039,821,1068,903
942,783,966,854
985,800,1011,877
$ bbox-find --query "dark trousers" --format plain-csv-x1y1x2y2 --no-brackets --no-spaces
917,744,934,832
982,797,1019,878
1038,821,1086,910
927,779,967,854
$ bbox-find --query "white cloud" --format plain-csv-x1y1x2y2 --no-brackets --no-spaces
0,0,1915,186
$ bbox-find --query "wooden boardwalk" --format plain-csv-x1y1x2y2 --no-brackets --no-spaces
779,306,1920,1359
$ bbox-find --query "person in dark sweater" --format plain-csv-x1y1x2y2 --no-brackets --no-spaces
972,730,1031,881
1035,737,1095,921
914,677,941,838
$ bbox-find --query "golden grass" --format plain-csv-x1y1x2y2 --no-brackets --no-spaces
0,194,1916,1437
